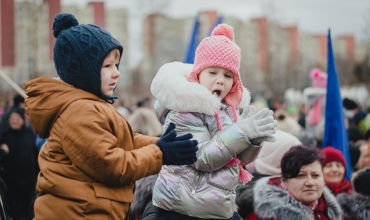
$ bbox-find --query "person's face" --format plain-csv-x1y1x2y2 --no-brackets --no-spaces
323,161,345,183
198,67,234,101
101,49,120,97
359,144,370,168
282,160,324,207
8,112,24,130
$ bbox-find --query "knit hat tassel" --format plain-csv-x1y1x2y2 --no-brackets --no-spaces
215,109,223,131
232,106,238,122
226,158,254,185
238,164,254,185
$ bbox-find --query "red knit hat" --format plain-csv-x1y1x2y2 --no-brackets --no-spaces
321,146,346,167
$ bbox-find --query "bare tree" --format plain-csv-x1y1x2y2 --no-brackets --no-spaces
260,0,289,97
136,0,170,15
352,5,370,89
25,0,46,79
129,0,174,98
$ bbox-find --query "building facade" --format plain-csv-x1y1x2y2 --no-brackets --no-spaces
1,1,369,97
140,11,369,96
0,0,128,93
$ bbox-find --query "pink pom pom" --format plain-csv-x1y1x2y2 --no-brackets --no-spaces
211,24,234,41
239,165,254,185
310,68,321,79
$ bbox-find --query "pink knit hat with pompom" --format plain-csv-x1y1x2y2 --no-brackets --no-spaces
188,23,243,107
310,68,327,89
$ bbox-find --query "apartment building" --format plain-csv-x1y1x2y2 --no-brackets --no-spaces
141,12,368,95
0,0,128,93
1,1,368,96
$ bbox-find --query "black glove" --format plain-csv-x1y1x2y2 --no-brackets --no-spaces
156,123,198,165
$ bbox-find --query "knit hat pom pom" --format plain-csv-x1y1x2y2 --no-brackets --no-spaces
211,24,234,42
310,68,322,79
53,13,79,38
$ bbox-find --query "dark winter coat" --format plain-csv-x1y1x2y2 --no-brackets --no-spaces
0,124,39,219
235,170,270,219
337,193,370,220
130,174,159,220
253,177,343,220
0,125,39,189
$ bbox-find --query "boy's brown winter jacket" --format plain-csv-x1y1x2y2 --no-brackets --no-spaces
25,76,163,220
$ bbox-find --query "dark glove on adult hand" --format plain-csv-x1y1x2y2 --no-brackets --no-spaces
156,123,198,165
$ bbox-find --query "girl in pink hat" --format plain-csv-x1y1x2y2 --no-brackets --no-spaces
147,23,277,220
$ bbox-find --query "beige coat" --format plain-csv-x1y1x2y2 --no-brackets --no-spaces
25,77,163,220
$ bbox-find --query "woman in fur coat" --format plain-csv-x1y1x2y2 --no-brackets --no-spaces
235,130,301,219
251,146,343,220
147,23,278,219
337,169,370,220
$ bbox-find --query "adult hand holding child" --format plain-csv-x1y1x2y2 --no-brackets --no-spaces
237,105,277,145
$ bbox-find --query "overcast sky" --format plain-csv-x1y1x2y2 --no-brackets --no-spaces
61,0,370,68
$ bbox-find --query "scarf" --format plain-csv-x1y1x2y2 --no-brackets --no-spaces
325,179,352,196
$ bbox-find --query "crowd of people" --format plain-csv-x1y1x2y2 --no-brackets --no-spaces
0,12,369,220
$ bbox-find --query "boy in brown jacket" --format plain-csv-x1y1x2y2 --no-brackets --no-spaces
24,13,198,220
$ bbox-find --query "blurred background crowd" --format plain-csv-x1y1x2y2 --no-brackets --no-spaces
1,0,370,219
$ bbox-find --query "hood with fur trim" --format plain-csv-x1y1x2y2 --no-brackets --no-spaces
253,177,342,220
337,193,370,220
150,62,250,116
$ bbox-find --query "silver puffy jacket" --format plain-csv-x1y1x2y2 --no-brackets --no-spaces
150,62,261,219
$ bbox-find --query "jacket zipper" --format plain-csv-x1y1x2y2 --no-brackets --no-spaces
192,171,202,195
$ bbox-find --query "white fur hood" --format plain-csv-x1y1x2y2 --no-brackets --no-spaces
150,62,251,115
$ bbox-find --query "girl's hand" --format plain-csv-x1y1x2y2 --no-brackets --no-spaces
237,105,277,143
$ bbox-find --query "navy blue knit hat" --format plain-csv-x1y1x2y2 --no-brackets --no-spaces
52,13,123,102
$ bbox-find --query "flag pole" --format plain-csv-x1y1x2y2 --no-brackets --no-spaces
0,70,27,98
183,13,200,64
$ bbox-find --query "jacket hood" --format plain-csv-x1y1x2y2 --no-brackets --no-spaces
24,76,102,138
254,177,342,220
150,62,250,116
337,192,370,220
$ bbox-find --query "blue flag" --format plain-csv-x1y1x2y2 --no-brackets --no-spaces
183,14,200,64
322,30,351,180
207,15,223,37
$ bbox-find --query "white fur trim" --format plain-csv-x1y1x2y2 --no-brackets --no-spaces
151,62,250,115
238,87,251,109
303,87,326,98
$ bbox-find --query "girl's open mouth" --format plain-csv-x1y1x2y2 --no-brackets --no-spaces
212,90,221,97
